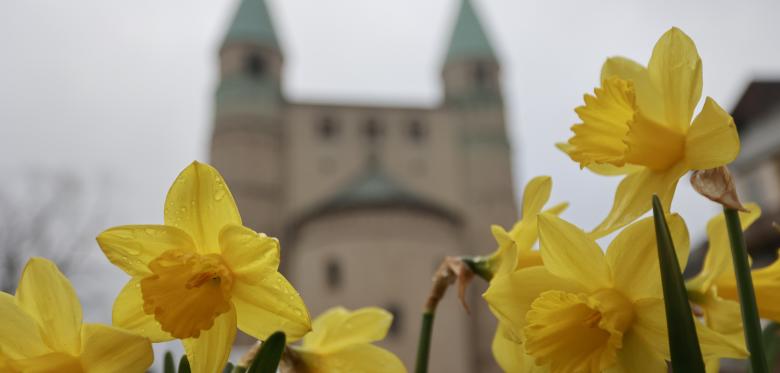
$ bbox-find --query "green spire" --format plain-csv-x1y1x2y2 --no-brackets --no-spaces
224,0,279,48
445,0,496,61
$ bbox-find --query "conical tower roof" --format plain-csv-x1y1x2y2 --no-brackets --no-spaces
445,0,496,61
224,0,279,48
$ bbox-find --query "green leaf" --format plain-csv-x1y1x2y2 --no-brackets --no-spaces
163,351,176,373
246,331,287,373
651,195,705,372
178,355,191,373
761,322,780,371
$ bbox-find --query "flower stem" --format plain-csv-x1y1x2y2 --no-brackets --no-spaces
415,312,435,373
723,207,768,373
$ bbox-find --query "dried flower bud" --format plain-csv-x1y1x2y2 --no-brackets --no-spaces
425,256,474,314
690,166,747,211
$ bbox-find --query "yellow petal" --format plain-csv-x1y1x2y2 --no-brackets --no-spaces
96,224,197,277
718,257,780,322
701,292,743,339
231,271,311,342
689,203,760,293
696,318,748,360
182,306,237,373
15,258,82,356
112,278,173,342
79,323,153,373
590,165,686,238
164,161,242,252
614,332,667,373
607,214,690,300
491,324,547,373
538,214,611,290
487,225,518,275
556,143,641,176
483,267,584,335
623,114,686,171
521,176,552,220
303,307,392,353
647,27,703,131
220,224,280,275
0,292,49,360
684,97,740,170
601,56,664,124
8,352,82,372
295,343,406,373
629,298,670,359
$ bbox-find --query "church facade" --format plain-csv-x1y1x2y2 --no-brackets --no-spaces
210,0,517,371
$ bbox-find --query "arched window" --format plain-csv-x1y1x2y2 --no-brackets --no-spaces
245,53,266,78
318,116,339,140
326,258,342,289
363,118,383,142
407,120,426,143
386,304,403,337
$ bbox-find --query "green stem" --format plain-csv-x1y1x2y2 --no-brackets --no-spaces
724,208,768,373
415,312,435,373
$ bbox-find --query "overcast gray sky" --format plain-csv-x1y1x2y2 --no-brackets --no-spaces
1,0,779,331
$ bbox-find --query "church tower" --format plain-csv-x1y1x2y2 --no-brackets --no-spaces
211,0,286,238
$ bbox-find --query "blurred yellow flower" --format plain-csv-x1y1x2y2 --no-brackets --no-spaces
0,257,153,373
485,214,746,372
96,161,311,373
289,307,406,373
485,176,568,277
480,176,567,372
560,27,740,237
687,203,780,338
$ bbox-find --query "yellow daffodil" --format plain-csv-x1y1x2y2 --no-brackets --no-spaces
687,203,780,336
287,307,406,373
0,257,153,373
560,27,740,237
96,161,311,373
480,176,567,372
485,214,746,372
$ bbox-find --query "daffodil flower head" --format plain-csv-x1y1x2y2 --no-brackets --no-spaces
485,214,746,372
0,257,153,373
561,27,740,237
96,161,311,373
289,307,406,373
485,176,568,277
688,203,780,332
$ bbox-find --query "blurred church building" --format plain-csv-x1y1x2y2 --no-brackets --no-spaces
209,0,516,371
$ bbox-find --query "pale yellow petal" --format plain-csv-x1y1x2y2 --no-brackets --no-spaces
295,344,406,373
607,214,690,300
630,298,670,359
614,332,667,373
488,225,518,275
96,224,196,277
79,323,153,373
538,214,611,290
112,278,173,342
689,204,760,293
183,306,237,373
164,161,241,252
684,97,740,170
303,307,392,353
521,176,552,220
219,224,280,274
696,319,748,360
483,267,584,335
717,257,780,322
590,165,686,238
231,271,311,342
15,258,82,356
647,27,703,131
601,56,664,124
0,292,49,359
492,324,546,373
701,292,743,339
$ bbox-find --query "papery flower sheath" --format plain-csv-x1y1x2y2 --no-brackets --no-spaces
0,258,153,373
560,27,740,237
287,307,406,373
96,161,311,373
485,214,746,372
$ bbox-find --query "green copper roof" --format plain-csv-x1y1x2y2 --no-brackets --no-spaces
330,157,419,207
224,0,279,47
445,0,496,60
